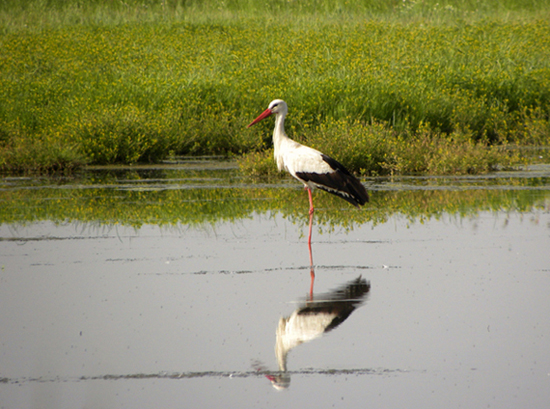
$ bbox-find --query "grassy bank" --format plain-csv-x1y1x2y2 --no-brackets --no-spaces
0,0,549,174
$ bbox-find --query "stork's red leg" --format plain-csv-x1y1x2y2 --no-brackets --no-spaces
307,187,314,215
306,187,315,247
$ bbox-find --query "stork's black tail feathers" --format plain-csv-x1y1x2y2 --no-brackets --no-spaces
296,154,369,207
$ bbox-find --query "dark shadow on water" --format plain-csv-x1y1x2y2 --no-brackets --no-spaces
1,366,407,385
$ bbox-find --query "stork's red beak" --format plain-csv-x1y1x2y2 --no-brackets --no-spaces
247,108,272,128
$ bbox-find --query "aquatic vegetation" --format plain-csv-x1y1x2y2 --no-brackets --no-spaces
0,1,549,173
0,165,548,231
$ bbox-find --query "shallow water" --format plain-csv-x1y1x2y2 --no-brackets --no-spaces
1,161,549,409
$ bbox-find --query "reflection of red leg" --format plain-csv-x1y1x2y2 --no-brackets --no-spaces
308,211,314,262
307,199,315,299
309,267,315,301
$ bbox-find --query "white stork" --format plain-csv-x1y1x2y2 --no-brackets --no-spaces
247,99,368,212
247,99,369,247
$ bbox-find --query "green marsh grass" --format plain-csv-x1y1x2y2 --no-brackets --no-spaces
0,0,549,174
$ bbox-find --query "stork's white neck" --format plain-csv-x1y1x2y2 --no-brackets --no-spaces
273,112,288,155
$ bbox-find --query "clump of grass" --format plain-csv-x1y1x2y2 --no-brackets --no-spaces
239,120,521,176
0,133,86,174
72,106,177,165
238,149,279,178
379,126,516,175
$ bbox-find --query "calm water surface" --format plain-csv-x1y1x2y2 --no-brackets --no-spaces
1,161,549,409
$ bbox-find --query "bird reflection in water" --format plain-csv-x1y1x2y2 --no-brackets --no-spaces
265,276,371,390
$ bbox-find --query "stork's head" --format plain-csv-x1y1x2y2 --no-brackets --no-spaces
247,99,287,128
